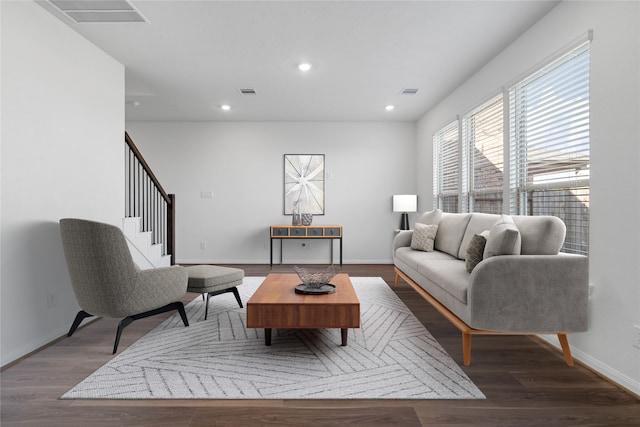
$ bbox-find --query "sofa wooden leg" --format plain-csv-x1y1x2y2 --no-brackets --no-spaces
394,274,400,288
462,332,472,366
557,333,574,366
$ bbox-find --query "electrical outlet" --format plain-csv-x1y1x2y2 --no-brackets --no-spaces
634,325,640,350
47,290,56,308
200,242,207,250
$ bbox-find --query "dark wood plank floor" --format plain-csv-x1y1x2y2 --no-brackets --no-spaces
2,264,638,426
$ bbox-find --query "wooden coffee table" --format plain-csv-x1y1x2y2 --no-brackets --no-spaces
246,273,360,346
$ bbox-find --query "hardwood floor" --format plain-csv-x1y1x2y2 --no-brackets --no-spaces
2,264,638,426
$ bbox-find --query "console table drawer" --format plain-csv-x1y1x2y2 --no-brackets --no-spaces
324,227,341,237
307,227,324,236
290,228,306,237
272,227,289,237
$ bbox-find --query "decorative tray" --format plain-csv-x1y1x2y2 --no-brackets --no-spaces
294,283,336,295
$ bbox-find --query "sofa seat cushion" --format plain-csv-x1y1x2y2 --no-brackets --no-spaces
417,260,470,304
394,247,457,271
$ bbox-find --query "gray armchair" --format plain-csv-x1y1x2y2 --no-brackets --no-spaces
60,218,189,353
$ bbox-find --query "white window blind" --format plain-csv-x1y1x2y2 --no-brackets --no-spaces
462,94,504,214
433,120,460,213
509,41,590,255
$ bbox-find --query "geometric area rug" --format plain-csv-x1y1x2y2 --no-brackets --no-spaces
62,277,484,400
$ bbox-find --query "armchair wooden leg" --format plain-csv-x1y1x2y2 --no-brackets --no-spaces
175,302,189,327
557,333,574,366
394,274,401,288
462,332,472,366
114,316,135,354
113,302,189,354
67,310,94,337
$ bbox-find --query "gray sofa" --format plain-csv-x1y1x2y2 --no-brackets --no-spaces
393,209,588,366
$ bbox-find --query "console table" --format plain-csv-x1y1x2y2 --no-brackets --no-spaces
270,225,342,268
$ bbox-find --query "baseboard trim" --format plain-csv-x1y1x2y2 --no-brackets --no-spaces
1,317,99,370
176,259,393,265
539,334,640,398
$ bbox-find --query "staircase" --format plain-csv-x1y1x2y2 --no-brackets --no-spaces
122,217,172,268
124,132,175,268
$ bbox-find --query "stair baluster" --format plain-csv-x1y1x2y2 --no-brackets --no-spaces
124,132,175,265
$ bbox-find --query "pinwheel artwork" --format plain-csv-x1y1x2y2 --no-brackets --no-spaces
284,154,325,215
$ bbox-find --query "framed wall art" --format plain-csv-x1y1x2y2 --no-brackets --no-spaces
283,154,325,215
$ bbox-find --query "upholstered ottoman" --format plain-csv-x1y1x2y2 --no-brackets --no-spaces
185,265,244,320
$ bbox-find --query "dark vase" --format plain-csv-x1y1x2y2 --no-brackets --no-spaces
301,213,313,226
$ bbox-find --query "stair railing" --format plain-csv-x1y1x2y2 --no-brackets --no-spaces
125,132,175,265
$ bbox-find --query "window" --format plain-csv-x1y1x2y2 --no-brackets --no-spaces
462,94,504,214
509,41,590,255
432,38,590,254
433,120,460,213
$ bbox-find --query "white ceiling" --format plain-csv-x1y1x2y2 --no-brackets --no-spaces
39,0,560,122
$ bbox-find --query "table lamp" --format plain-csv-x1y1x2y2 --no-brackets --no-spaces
393,194,417,230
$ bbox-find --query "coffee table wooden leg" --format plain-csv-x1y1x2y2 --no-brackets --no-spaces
341,328,348,346
265,328,272,346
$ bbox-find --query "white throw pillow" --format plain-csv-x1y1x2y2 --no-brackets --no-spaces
411,223,439,252
483,215,521,259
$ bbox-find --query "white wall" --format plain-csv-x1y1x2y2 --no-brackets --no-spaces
125,122,416,264
0,1,125,365
416,1,640,393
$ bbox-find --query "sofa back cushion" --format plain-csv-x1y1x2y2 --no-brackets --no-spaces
457,213,501,259
434,213,472,258
512,215,566,254
416,209,443,226
416,210,566,256
484,214,522,258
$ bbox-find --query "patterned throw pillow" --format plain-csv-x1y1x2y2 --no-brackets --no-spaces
411,223,439,252
465,230,490,273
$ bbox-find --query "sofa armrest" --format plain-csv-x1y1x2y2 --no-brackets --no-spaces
468,253,588,333
392,230,413,254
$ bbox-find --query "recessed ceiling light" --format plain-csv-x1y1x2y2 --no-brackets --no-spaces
298,63,312,72
221,105,231,111
385,105,395,111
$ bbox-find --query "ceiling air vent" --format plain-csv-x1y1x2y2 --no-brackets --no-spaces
49,0,148,23
238,88,257,96
400,88,419,95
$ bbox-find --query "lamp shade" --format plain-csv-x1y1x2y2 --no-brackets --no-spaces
392,194,417,212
